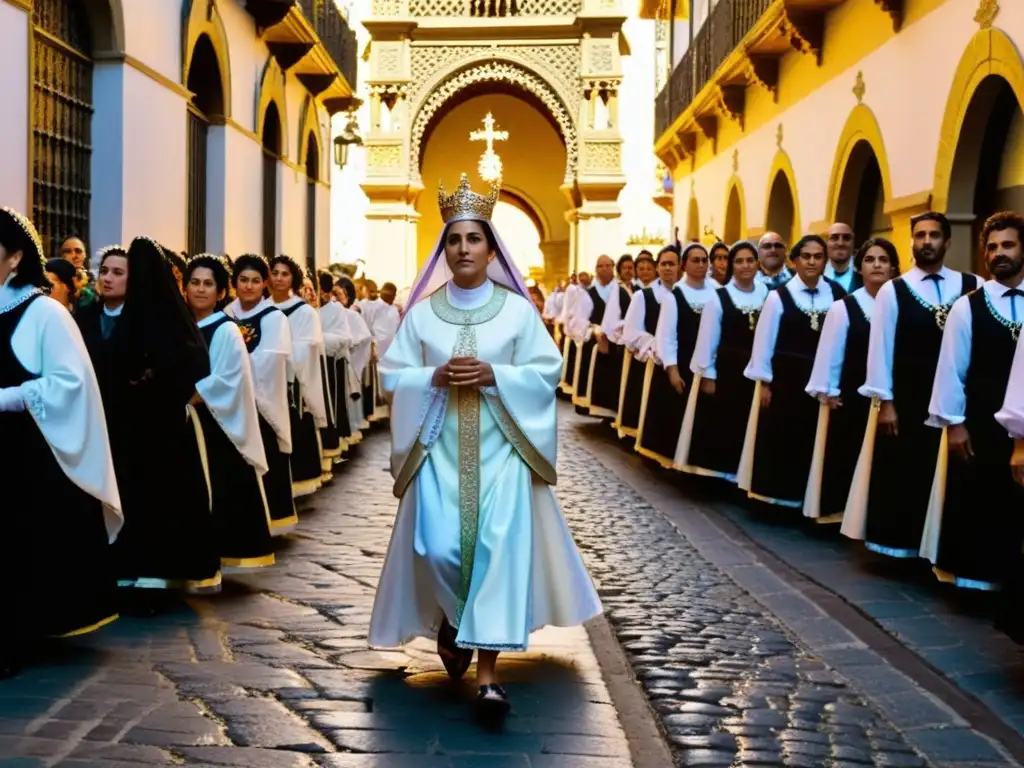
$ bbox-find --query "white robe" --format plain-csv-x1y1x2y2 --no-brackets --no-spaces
196,313,268,474
368,280,601,651
1,284,123,542
274,296,328,429
226,297,293,454
369,299,401,358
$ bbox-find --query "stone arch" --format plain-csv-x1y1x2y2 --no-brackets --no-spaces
298,95,324,180
502,186,551,243
826,104,891,232
409,57,578,184
181,0,232,119
256,57,289,160
81,0,125,56
723,176,746,243
764,150,801,245
685,196,700,242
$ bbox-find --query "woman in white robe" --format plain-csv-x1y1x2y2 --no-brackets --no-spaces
318,272,353,455
369,174,601,723
0,208,123,675
334,276,373,441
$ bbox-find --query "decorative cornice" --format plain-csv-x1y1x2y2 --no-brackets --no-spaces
974,0,999,28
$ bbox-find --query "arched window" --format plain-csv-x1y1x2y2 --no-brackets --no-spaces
262,103,282,259
305,135,319,276
32,0,94,257
186,34,225,256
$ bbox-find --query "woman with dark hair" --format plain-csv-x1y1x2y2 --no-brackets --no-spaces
225,254,297,534
45,257,78,311
0,208,121,675
268,255,329,495
334,275,373,442
806,238,900,524
166,251,188,295
676,240,768,480
636,243,717,466
77,237,220,594
709,241,730,286
737,234,846,508
184,254,275,570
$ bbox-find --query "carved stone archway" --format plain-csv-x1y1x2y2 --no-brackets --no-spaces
409,58,578,184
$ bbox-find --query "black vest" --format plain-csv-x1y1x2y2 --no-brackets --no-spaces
0,292,42,389
838,294,871,399
617,285,631,320
964,289,1019,450
199,314,233,348
717,288,761,375
673,288,702,371
235,305,280,353
775,281,845,367
641,287,661,336
588,285,608,325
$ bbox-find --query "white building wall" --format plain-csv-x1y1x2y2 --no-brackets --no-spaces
121,0,181,83
0,4,29,214
222,126,263,257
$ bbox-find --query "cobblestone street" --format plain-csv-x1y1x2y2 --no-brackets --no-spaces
1,409,1023,767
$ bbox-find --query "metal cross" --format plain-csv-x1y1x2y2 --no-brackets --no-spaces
470,113,509,152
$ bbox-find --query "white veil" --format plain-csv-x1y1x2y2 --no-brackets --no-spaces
403,217,532,312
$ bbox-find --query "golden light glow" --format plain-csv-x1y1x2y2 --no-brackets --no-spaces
470,113,509,183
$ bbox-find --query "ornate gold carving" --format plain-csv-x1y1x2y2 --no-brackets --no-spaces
776,123,784,149
874,0,904,31
781,9,825,66
408,0,581,16
853,71,866,104
975,0,999,28
410,60,579,183
376,44,403,77
589,42,614,73
582,140,621,172
745,54,779,102
372,0,404,14
439,173,500,222
715,85,745,129
368,144,402,168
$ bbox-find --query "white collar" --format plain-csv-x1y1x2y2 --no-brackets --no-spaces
102,302,124,317
446,278,494,310
197,311,225,328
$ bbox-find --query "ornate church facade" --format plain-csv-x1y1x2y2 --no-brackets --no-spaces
651,0,1024,274
0,0,357,270
357,0,669,288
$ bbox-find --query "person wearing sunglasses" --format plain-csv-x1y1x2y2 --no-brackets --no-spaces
755,231,792,291
824,222,863,293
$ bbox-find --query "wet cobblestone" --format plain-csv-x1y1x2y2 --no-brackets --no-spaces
556,425,929,768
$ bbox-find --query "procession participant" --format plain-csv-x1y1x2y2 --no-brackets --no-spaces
557,273,581,397
632,250,656,291
995,325,1024,640
587,255,636,419
804,238,899,523
45,257,78,312
269,255,329,495
636,243,716,466
709,241,729,286
571,255,615,412
0,208,122,676
78,238,220,593
225,255,297,534
372,282,401,358
318,271,354,453
737,235,845,507
677,241,768,479
755,231,792,290
615,248,677,439
853,213,979,557
57,235,97,310
824,223,863,294
300,273,342,473
335,276,373,441
184,254,274,569
369,174,600,724
920,212,1024,590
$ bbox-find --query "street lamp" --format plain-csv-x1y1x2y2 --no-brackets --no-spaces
333,111,362,169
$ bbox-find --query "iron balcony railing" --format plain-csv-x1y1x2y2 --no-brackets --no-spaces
299,0,359,89
654,0,771,141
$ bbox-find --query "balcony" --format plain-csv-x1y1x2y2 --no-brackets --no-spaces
372,0,582,17
654,0,872,155
246,0,359,113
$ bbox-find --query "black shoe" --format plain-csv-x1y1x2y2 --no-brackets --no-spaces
436,617,473,680
474,683,510,728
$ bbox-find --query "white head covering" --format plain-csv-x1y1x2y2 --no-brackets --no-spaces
404,175,531,311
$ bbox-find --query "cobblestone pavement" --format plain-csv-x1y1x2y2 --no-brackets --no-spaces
0,427,631,767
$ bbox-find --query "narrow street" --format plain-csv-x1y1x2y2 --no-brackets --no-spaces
1,408,1022,767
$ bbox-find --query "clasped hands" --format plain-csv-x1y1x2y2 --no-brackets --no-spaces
431,356,496,389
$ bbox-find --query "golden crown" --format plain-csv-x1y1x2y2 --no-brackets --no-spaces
438,174,500,223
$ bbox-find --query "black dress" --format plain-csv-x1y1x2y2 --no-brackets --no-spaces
1,292,118,642
589,284,631,417
78,304,221,592
319,352,342,469
637,288,702,464
327,351,352,444
934,289,1024,587
560,329,578,397
818,294,872,518
686,288,761,479
572,285,608,409
749,282,845,506
196,316,275,569
235,305,297,533
617,288,661,438
280,302,324,495
864,274,978,556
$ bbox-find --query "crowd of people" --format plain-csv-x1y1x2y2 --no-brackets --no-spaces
0,206,403,677
545,212,1024,636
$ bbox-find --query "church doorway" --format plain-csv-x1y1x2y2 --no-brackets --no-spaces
261,103,283,259
186,34,226,256
765,171,796,246
32,0,95,257
834,140,890,247
416,91,568,283
946,75,1024,273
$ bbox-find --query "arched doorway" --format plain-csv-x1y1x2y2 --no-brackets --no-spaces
305,137,320,275
261,103,282,259
765,172,796,245
834,140,889,247
32,0,94,257
492,200,545,278
946,75,1024,273
186,34,225,255
685,197,700,242
416,91,567,278
723,183,743,244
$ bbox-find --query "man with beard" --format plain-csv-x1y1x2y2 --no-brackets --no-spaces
921,212,1024,591
824,222,863,293
853,212,979,558
755,231,792,290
